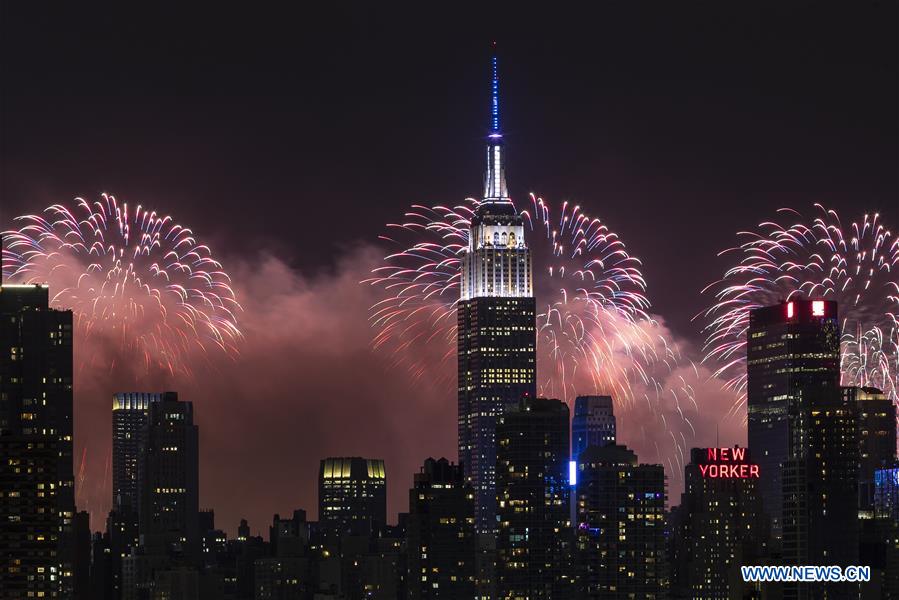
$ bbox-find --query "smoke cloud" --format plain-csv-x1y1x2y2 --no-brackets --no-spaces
70,244,741,534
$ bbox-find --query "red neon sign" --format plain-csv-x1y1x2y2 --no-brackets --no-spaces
786,302,794,318
699,447,760,479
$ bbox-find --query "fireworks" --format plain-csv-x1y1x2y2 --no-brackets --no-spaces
699,205,899,410
2,194,242,375
367,194,701,476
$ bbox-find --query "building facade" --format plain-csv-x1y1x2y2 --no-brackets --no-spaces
406,457,476,599
458,52,537,534
496,397,572,599
138,392,200,562
670,447,767,599
318,457,387,547
571,395,616,461
574,444,667,599
0,283,75,598
846,386,897,512
746,298,840,540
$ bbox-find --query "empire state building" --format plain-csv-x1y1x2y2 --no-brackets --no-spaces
458,53,537,532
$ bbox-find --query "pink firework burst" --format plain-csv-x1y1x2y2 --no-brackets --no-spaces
2,193,242,375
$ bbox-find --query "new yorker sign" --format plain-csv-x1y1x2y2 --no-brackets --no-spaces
698,447,760,479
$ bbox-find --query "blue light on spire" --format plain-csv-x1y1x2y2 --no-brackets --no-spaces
491,54,501,135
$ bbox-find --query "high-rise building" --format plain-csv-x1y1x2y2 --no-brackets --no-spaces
458,51,537,533
0,282,75,598
746,298,840,539
571,395,616,461
139,392,200,561
110,391,164,593
113,393,163,511
846,386,897,512
406,457,476,600
669,447,767,599
318,457,387,547
496,397,572,599
574,444,667,599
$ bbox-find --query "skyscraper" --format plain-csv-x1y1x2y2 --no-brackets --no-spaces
574,444,667,599
496,397,572,599
406,458,476,600
139,392,200,561
109,392,164,599
0,282,75,598
113,393,163,511
458,50,537,533
318,457,387,547
746,298,840,539
570,395,616,461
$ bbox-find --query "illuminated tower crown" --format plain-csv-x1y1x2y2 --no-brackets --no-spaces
461,48,531,300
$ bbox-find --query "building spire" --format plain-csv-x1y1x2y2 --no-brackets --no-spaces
484,43,509,202
490,47,500,135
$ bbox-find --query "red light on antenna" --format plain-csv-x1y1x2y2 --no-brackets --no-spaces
787,302,794,318
812,300,825,316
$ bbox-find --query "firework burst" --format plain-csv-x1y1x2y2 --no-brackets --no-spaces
367,194,702,477
699,204,899,412
2,194,242,375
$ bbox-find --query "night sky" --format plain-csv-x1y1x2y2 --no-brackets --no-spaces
2,3,896,534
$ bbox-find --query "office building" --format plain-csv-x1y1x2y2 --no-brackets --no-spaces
496,397,572,599
0,283,75,598
458,51,537,533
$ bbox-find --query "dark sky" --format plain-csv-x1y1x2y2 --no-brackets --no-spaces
1,3,896,532
3,2,896,338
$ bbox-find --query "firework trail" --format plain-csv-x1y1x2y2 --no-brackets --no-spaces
366,194,702,478
699,204,899,414
2,194,242,375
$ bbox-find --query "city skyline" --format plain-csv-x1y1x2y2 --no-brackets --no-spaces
1,3,896,539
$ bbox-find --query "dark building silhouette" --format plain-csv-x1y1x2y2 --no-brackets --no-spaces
747,298,840,541
0,283,75,598
496,397,572,599
847,386,897,512
575,444,667,599
113,393,162,512
571,395,616,461
406,457,476,599
669,447,767,599
318,457,387,547
139,392,200,561
457,53,536,534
